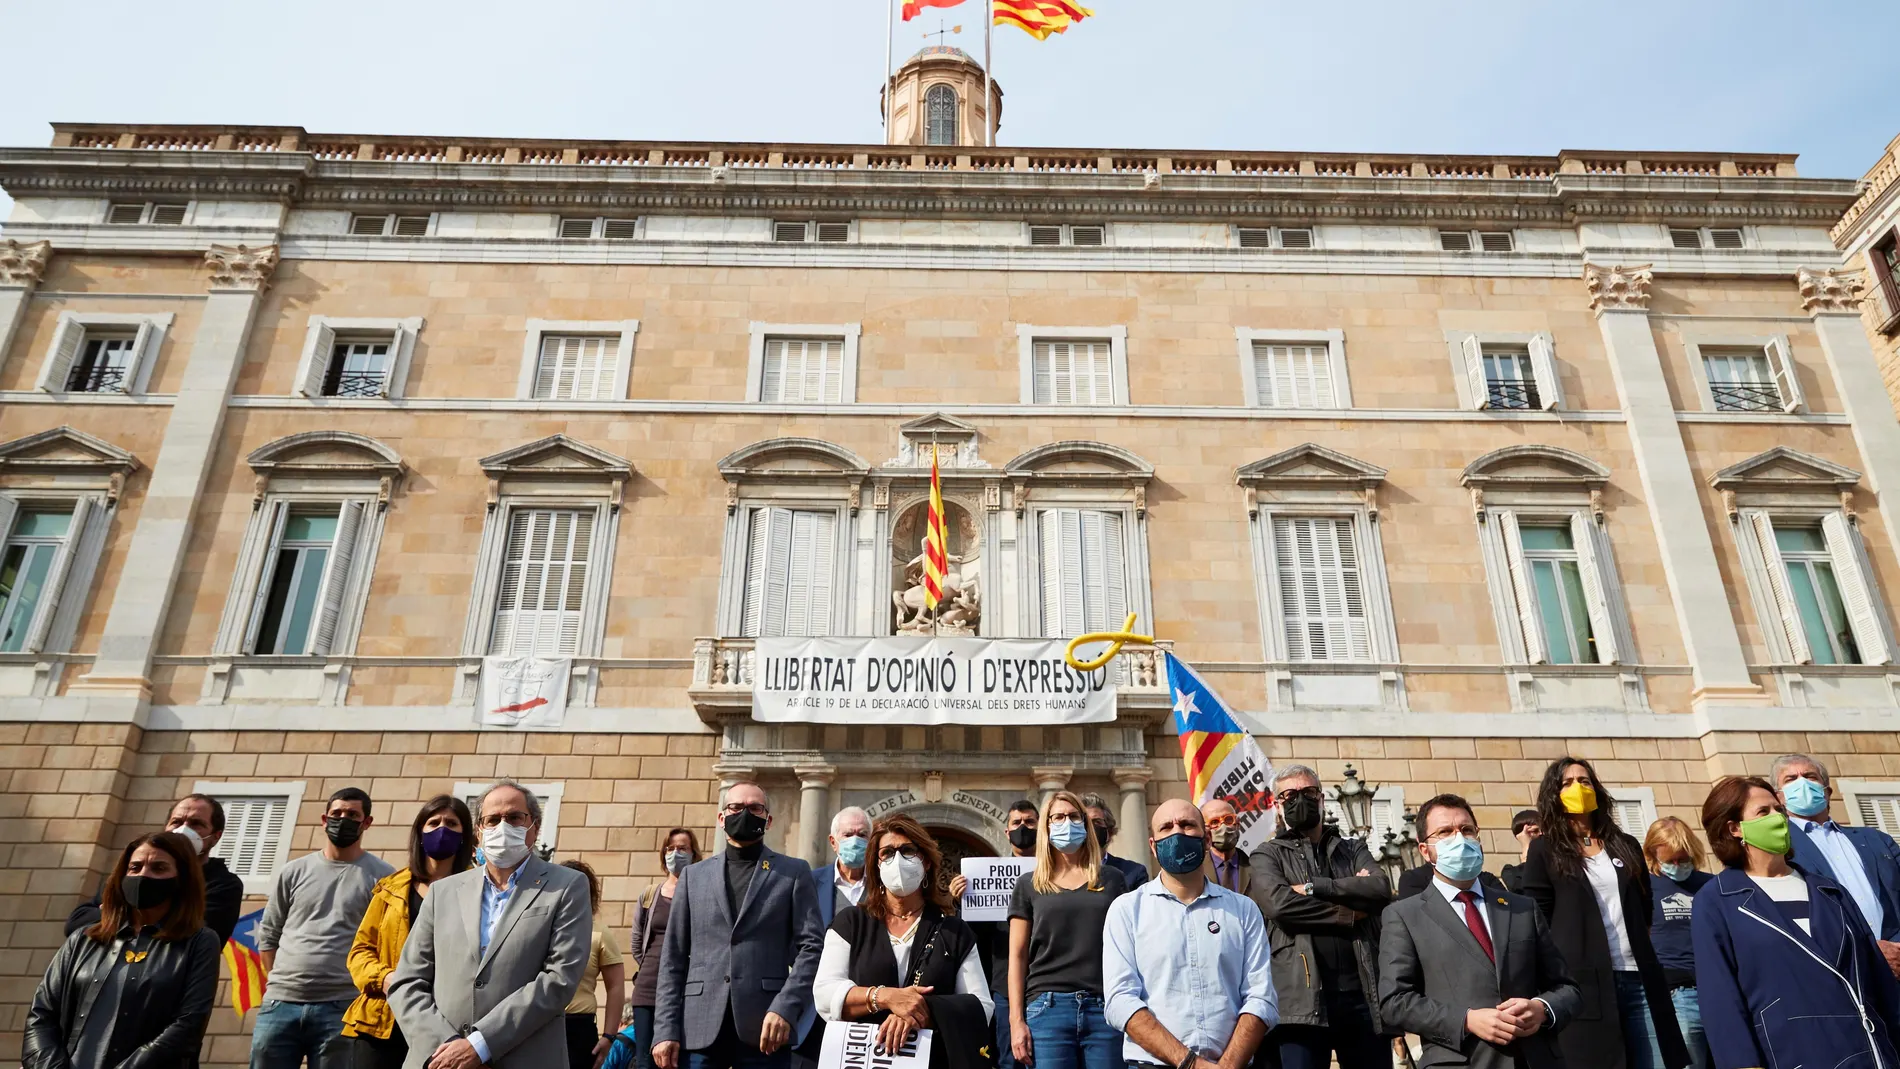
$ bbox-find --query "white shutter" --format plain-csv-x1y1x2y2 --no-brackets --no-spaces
1570,513,1621,665
1751,511,1811,664
488,510,537,654
1274,517,1308,660
1275,517,1370,662
1100,511,1127,631
1528,333,1563,411
297,321,336,397
533,336,563,398
1032,343,1053,404
1823,512,1890,666
490,509,592,655
1329,518,1371,658
1855,795,1900,839
1088,342,1112,403
38,317,85,392
1059,510,1086,634
741,507,770,636
242,502,291,654
742,507,795,638
1461,335,1488,410
782,510,836,636
307,500,366,657
761,340,785,402
125,319,156,394
556,510,593,654
215,796,290,880
1038,510,1064,636
1498,511,1548,664
1610,798,1647,835
1252,343,1279,407
1052,343,1074,405
1766,337,1804,413
1037,509,1089,636
21,497,92,654
821,340,843,403
0,496,18,546
42,497,109,655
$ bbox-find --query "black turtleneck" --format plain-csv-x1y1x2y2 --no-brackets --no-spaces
725,839,765,913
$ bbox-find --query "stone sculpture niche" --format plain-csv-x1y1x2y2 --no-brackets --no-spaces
891,499,981,635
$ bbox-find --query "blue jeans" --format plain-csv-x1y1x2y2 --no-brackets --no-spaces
995,988,1019,1069
250,998,352,1069
1022,992,1120,1069
1671,987,1710,1069
633,1006,657,1069
1614,971,1665,1069
686,1019,791,1069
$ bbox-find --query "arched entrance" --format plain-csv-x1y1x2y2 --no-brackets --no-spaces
925,824,992,899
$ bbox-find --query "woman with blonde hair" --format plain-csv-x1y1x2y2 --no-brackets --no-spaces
1642,817,1713,1069
1007,789,1129,1069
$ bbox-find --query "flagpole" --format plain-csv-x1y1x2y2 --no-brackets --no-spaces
984,2,994,146
883,0,894,145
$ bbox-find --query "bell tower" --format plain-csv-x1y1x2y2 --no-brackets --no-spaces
883,46,1004,148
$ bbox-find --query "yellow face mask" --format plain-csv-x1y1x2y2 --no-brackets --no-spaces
1560,782,1598,815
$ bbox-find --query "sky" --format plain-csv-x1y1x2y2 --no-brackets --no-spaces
1,0,1897,219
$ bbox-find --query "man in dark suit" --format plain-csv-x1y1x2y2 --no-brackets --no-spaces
1772,753,1900,976
1084,791,1149,889
66,793,246,943
1378,794,1580,1069
1397,862,1507,900
653,782,824,1069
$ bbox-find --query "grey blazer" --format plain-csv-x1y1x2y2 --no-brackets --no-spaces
387,856,592,1069
652,846,824,1052
1377,882,1581,1069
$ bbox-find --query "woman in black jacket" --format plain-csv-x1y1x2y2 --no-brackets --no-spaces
1522,756,1689,1069
26,830,221,1069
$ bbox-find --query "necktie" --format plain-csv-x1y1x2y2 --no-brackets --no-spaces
1457,890,1495,962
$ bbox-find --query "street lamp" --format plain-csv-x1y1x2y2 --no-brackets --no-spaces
1332,763,1376,839
1395,809,1423,870
1375,830,1406,889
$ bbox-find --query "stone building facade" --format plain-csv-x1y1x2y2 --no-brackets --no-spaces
1832,132,1900,409
2,78,1899,1062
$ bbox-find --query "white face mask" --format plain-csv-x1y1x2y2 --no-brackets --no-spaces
664,849,692,875
481,821,532,870
879,855,927,898
171,824,207,856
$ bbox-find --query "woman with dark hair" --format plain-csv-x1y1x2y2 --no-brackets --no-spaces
629,827,700,1069
561,858,626,1069
814,814,993,1069
1693,775,1900,1069
1522,756,1688,1069
342,794,475,1069
25,831,220,1069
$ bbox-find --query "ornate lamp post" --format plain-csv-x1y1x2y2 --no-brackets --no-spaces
1331,763,1376,839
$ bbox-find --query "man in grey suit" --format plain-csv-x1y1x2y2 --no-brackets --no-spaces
389,780,592,1069
653,781,824,1069
1378,793,1580,1069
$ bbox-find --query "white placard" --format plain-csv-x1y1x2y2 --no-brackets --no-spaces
752,636,1116,725
818,1021,933,1069
478,656,570,728
959,856,1034,923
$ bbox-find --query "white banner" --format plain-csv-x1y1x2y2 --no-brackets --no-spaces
479,656,570,728
819,1022,932,1069
1201,738,1277,856
959,856,1034,923
752,637,1116,725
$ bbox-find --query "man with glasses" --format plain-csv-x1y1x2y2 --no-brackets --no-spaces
389,779,592,1069
1250,765,1394,1069
1084,791,1150,889
1201,798,1251,894
653,782,823,1069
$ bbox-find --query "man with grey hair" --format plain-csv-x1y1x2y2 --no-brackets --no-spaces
1771,753,1900,975
390,779,593,1069
1084,790,1149,889
810,806,870,929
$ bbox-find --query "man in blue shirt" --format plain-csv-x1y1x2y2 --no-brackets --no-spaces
1772,753,1900,976
1103,797,1277,1069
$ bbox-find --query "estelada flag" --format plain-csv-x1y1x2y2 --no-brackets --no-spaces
1166,652,1277,854
993,0,1095,39
224,908,268,1017
903,0,966,20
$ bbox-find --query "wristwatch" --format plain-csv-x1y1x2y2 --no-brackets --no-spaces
1176,1050,1197,1069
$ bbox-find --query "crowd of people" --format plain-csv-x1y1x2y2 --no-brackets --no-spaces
21,751,1900,1069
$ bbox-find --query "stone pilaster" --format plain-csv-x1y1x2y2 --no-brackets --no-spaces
0,239,52,377
73,245,279,698
1032,765,1073,806
1800,268,1900,563
1111,766,1154,867
795,764,838,866
1584,263,1768,709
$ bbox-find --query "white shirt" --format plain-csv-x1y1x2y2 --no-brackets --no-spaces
1794,816,1884,935
1584,853,1637,971
1749,871,1814,936
813,928,993,1024
1102,878,1278,1062
834,863,867,906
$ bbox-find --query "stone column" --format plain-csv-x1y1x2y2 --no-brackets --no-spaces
1585,264,1767,709
74,245,280,699
1111,766,1154,866
1031,766,1073,807
0,239,51,373
1801,269,1900,562
796,765,838,866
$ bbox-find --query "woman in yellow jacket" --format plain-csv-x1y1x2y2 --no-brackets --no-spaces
341,795,475,1069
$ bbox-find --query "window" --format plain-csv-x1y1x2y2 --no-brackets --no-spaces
925,84,959,146
1684,335,1801,414
1495,512,1623,665
294,317,423,399
36,313,172,396
1237,227,1314,249
1838,782,1900,840
325,339,391,397
1441,230,1514,252
106,202,188,225
0,508,74,652
1035,509,1127,637
1753,517,1881,666
66,334,137,393
490,508,595,655
1604,786,1658,836
1033,340,1115,405
454,781,564,855
1482,347,1539,409
1454,332,1562,411
1253,342,1338,408
1325,786,1406,847
1670,227,1745,250
773,221,852,243
740,507,839,637
1871,233,1900,331
558,217,639,240
1028,224,1105,247
516,320,638,401
240,501,368,657
761,338,844,404
1272,516,1371,661
0,431,132,680
194,780,305,895
349,214,432,236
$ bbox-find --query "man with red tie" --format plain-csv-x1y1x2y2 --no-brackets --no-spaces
1376,795,1581,1069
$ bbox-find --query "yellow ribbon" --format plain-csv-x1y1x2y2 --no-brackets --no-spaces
1064,612,1155,672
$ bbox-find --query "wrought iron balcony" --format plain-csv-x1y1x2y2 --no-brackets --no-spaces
1486,378,1539,410
326,370,388,398
66,364,127,393
1711,382,1781,412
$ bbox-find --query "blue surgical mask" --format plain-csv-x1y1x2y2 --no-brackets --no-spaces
1048,818,1088,854
1783,776,1828,819
1432,834,1485,883
837,835,868,869
1659,861,1696,883
1153,833,1206,875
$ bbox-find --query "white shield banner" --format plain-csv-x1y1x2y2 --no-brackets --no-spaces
479,656,570,728
752,636,1116,725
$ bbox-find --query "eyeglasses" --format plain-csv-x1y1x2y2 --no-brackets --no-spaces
1276,786,1322,804
1203,816,1239,830
877,845,921,862
1425,826,1479,844
480,811,532,828
722,802,769,817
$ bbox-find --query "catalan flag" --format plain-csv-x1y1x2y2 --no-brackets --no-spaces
223,908,268,1018
924,445,948,611
903,0,966,20
993,0,1094,39
1166,653,1278,854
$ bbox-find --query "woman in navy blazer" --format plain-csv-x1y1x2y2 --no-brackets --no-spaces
1692,775,1900,1069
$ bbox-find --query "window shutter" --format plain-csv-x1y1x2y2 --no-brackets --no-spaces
1274,517,1308,660
1709,229,1744,250
1087,341,1112,403
1569,513,1621,664
1079,510,1110,632
1100,511,1127,631
821,340,843,403
816,223,851,243
350,215,390,236
559,217,597,238
42,497,109,655
1278,228,1314,249
297,321,337,397
1822,512,1890,666
149,204,188,226
1069,225,1105,247
393,216,430,237
216,796,291,880
1440,231,1473,252
242,502,291,654
774,222,810,242
556,510,593,655
1032,342,1053,403
1855,795,1900,839
1528,333,1563,410
38,317,85,392
1275,516,1370,662
1330,518,1371,658
533,336,564,399
1038,510,1065,636
1609,798,1646,834
783,510,836,636
125,319,156,394
1237,228,1272,249
602,219,638,240
1497,511,1548,664
21,497,92,654
1750,511,1811,664
1478,231,1514,253
1029,226,1062,246
1460,335,1488,410
1669,229,1702,250
488,509,535,654
1765,337,1804,413
761,339,785,402
1058,510,1086,635
762,508,793,637
741,507,770,637
307,500,366,657
0,495,18,545
107,203,145,225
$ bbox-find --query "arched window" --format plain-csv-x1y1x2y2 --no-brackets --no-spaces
925,84,959,145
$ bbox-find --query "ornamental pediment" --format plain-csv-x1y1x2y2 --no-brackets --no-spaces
0,426,139,475
1460,445,1609,491
248,430,402,478
479,434,630,479
1005,441,1152,478
1708,446,1860,493
1236,443,1386,489
719,438,871,479
891,413,986,468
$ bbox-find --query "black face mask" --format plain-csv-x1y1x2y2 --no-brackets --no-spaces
325,816,364,848
724,809,767,844
1280,794,1322,834
1008,825,1037,852
122,875,178,911
1094,823,1113,848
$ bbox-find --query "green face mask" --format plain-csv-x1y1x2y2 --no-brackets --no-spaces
1739,811,1791,856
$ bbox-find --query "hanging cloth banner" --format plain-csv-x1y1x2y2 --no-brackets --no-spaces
752,636,1116,725
479,656,571,728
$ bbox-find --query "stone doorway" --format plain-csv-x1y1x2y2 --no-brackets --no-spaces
926,824,993,900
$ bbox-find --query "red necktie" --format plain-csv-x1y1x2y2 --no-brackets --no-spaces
1456,890,1495,962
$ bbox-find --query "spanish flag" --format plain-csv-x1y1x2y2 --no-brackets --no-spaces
924,445,948,610
903,0,966,20
224,908,268,1018
993,0,1095,39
